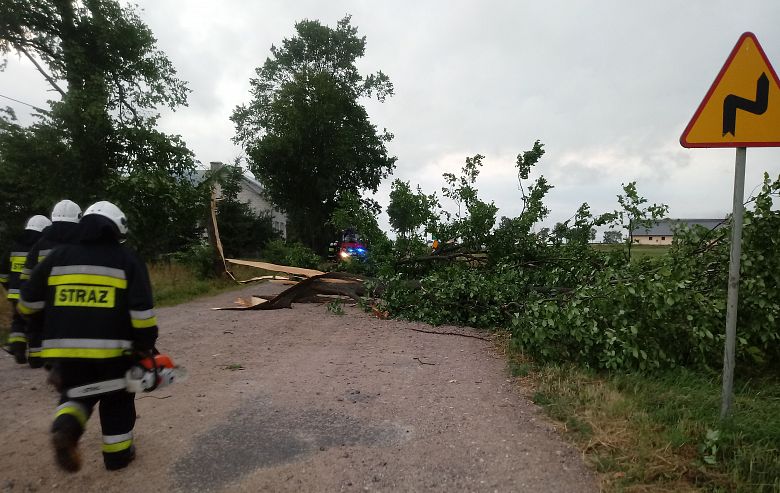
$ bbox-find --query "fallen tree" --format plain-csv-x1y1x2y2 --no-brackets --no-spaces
216,271,369,311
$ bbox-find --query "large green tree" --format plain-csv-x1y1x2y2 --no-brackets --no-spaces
232,16,396,253
0,0,201,256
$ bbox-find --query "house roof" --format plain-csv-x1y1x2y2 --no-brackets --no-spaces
241,175,266,196
632,218,725,236
186,169,208,186
186,169,267,196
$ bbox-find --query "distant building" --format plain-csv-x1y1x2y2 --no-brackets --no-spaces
190,162,288,238
631,218,725,245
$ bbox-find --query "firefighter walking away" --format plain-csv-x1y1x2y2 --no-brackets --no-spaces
19,201,159,472
1,215,51,363
22,199,82,369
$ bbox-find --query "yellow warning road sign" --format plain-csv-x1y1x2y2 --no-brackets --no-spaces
681,32,780,148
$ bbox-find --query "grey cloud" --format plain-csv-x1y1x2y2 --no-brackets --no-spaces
3,0,780,228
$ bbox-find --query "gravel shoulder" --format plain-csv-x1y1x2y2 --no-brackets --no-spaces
0,285,596,492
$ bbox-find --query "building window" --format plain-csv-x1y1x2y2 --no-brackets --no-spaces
649,236,653,240
661,236,665,240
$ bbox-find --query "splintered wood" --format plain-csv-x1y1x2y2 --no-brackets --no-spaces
214,260,368,311
225,258,324,278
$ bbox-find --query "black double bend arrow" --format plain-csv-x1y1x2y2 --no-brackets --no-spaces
722,72,769,136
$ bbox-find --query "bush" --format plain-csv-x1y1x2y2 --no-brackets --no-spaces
262,239,321,269
169,241,217,278
511,175,780,372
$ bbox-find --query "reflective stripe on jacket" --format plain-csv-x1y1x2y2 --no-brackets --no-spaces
19,243,158,360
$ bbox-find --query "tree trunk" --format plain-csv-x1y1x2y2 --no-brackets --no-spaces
54,0,113,202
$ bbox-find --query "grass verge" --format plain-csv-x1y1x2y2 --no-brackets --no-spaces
0,294,10,344
149,261,266,307
515,358,780,492
149,262,240,307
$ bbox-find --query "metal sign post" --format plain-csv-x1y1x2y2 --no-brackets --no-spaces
720,147,746,419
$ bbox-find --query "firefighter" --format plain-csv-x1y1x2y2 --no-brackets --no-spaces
22,200,82,369
1,215,51,363
19,201,158,472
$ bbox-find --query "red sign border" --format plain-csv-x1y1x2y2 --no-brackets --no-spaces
680,32,780,148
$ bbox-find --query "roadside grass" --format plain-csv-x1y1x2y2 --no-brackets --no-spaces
516,359,780,492
0,295,10,344
149,262,264,307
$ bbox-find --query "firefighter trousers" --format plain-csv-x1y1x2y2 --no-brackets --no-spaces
7,301,28,364
52,360,136,470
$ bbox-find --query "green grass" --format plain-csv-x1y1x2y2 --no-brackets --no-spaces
593,243,671,261
524,362,780,492
149,261,253,307
0,294,10,344
630,244,672,260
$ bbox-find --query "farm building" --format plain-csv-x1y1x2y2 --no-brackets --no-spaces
631,218,724,245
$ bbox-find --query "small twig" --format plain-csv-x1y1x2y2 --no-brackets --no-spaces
409,327,491,342
136,394,172,400
413,357,436,365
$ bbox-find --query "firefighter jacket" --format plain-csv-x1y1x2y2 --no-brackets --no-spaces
19,241,158,360
21,221,81,282
21,221,82,356
1,230,44,301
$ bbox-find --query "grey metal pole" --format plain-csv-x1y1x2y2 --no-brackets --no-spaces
721,147,746,419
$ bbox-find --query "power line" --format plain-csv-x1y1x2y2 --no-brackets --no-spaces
0,93,50,113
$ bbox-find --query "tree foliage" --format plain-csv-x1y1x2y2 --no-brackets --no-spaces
0,0,200,256
377,141,780,374
431,154,499,251
614,181,669,260
330,191,389,252
603,230,623,244
232,16,396,253
210,165,280,258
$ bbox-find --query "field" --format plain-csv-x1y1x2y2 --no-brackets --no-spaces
592,243,671,260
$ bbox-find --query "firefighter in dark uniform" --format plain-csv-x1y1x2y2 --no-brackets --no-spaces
21,200,82,369
19,201,158,472
1,215,52,363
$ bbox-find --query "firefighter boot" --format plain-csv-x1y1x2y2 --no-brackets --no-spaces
9,341,27,365
28,354,43,368
51,416,82,472
104,444,135,471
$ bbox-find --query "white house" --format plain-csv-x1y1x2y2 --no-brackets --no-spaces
190,162,288,238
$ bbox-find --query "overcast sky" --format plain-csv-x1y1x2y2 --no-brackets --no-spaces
3,1,780,237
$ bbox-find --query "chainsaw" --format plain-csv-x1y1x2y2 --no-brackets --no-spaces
66,354,187,398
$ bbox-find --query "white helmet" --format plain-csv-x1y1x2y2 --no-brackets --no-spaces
51,200,82,223
25,215,52,232
83,201,128,236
